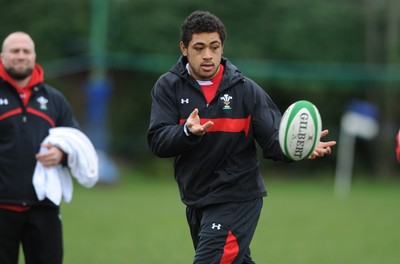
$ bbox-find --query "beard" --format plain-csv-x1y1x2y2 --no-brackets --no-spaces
4,66,34,80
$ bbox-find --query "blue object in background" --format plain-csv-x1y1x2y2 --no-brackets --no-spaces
341,100,379,140
334,100,380,198
347,99,379,119
85,75,119,184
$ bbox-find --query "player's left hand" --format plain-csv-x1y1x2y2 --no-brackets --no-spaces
35,144,65,167
308,130,336,160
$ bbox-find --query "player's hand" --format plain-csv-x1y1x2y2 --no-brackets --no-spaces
308,130,336,160
186,108,214,136
36,144,65,167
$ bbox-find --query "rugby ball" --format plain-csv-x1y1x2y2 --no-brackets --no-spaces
278,100,322,161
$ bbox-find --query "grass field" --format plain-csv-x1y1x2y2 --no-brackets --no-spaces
21,166,400,264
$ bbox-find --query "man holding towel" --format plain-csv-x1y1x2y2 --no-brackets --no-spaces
0,31,89,264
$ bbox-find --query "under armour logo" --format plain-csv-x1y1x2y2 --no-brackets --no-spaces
181,98,189,104
211,223,221,230
0,98,9,105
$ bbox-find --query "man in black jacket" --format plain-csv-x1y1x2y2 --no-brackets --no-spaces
0,31,79,264
147,11,336,264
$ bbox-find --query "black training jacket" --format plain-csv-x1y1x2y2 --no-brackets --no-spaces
0,79,78,207
148,56,287,208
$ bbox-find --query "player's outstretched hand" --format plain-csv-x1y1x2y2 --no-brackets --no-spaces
186,108,214,136
308,130,336,160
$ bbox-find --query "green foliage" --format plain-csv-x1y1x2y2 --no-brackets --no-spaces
0,0,366,61
0,0,90,60
1,0,399,174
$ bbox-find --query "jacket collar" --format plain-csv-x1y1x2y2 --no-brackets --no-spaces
0,62,44,93
171,56,242,81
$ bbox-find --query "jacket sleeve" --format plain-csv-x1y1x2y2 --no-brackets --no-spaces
49,86,81,167
51,87,79,129
250,81,289,161
147,76,201,158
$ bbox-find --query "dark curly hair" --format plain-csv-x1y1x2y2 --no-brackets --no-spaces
180,10,226,47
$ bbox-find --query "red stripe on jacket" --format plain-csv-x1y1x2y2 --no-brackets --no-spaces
180,115,251,136
27,107,55,127
0,108,22,121
0,108,55,127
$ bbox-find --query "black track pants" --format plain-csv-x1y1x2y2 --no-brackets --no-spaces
0,206,63,264
186,198,263,264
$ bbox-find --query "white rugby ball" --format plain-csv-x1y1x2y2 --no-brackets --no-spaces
278,100,322,161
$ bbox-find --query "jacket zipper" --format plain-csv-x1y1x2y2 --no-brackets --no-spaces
19,101,27,131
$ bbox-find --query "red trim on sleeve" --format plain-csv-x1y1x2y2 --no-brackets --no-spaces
220,230,239,264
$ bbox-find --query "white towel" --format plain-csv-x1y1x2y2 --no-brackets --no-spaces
33,127,99,205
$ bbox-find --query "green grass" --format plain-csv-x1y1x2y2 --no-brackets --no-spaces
252,180,400,264
21,167,400,263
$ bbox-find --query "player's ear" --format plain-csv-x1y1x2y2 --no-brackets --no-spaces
180,41,187,56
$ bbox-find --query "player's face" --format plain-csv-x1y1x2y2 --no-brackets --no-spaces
1,33,36,80
180,32,223,81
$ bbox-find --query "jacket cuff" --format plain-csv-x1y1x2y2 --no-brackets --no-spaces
60,152,68,166
183,123,193,137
